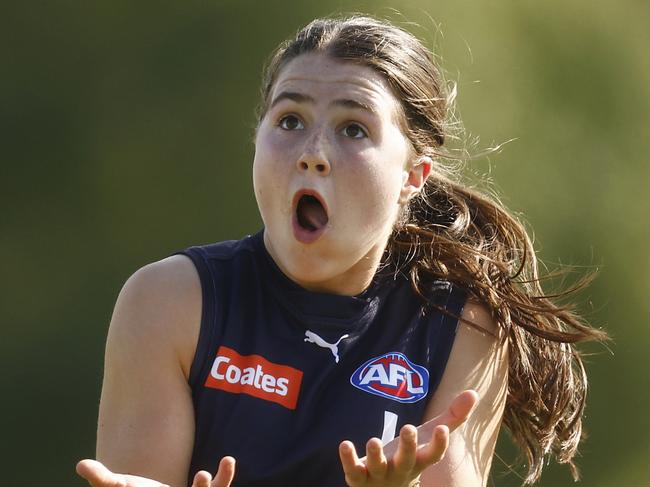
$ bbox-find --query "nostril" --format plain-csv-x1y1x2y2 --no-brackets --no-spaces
316,164,326,173
299,162,309,170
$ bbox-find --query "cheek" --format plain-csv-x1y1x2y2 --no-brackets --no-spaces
254,132,284,192
341,162,404,227
252,153,278,220
358,148,406,198
254,130,300,182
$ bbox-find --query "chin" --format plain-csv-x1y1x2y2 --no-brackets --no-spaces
264,220,388,293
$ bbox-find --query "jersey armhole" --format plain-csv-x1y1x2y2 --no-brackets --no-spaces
428,285,468,394
173,247,218,389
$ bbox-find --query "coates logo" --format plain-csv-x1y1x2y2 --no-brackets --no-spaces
350,352,429,403
205,346,303,410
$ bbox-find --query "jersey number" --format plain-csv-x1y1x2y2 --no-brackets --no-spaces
381,410,398,445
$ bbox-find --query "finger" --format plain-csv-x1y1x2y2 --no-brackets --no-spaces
415,424,449,471
438,390,479,432
339,440,367,486
212,457,236,487
75,460,124,487
364,437,387,479
191,470,212,487
392,424,418,475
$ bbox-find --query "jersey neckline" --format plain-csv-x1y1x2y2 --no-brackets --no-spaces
251,230,398,331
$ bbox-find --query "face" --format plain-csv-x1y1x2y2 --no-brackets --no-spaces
253,53,430,295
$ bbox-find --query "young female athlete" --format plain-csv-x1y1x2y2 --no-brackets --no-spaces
76,15,606,487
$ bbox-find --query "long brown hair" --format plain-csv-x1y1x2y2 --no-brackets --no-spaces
257,15,608,485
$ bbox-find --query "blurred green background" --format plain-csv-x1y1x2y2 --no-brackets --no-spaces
1,0,648,485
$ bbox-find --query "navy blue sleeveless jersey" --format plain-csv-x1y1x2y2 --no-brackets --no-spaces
177,231,466,487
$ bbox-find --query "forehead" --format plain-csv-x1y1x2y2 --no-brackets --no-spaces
270,53,402,120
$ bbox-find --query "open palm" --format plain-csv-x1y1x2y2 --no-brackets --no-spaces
76,458,235,487
339,390,479,487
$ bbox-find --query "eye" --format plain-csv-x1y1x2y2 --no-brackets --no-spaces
342,123,367,139
278,115,304,131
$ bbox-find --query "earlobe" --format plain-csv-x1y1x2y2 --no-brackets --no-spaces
400,156,433,203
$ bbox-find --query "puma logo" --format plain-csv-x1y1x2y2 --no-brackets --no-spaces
304,330,349,363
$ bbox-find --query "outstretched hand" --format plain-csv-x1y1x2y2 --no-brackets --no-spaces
76,457,236,487
338,389,479,487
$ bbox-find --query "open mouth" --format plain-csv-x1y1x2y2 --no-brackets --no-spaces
296,194,329,232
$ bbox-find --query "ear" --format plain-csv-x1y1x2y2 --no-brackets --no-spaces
399,156,432,204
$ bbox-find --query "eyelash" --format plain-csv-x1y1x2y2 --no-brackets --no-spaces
278,114,304,131
341,123,368,139
277,115,368,139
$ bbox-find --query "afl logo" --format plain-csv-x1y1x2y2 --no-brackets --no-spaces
350,352,429,403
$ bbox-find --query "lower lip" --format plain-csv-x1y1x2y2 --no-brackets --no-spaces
292,215,327,244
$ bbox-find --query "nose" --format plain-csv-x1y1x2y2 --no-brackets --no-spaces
297,131,331,176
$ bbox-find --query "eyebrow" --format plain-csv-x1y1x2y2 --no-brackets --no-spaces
269,91,377,114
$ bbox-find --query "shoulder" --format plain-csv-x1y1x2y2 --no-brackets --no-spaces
459,298,501,338
109,254,202,380
430,298,506,413
121,254,200,301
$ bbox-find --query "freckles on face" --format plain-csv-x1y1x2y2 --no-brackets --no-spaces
253,121,297,226
252,53,413,290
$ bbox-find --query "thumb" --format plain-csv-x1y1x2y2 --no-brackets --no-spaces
76,460,121,487
445,389,480,428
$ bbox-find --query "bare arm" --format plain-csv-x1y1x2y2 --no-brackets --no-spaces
95,255,202,484
418,300,509,486
88,256,205,486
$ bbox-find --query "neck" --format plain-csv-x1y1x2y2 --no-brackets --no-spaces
263,232,387,296
297,252,381,296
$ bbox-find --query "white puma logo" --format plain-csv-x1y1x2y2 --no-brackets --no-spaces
304,330,349,363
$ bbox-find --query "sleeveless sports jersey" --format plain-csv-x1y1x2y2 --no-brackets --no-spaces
177,231,466,487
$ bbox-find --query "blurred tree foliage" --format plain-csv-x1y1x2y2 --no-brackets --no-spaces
1,1,647,485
